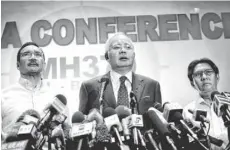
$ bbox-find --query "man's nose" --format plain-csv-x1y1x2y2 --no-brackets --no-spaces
29,53,37,59
119,47,126,53
200,72,208,80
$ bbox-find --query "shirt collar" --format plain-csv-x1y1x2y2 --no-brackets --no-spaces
19,77,43,91
196,95,212,108
110,70,132,84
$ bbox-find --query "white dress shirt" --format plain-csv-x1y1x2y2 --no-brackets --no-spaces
1,77,69,134
110,70,132,103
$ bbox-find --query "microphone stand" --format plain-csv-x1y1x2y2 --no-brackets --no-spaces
130,94,138,150
130,92,146,150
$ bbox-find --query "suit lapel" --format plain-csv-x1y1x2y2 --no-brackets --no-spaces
132,73,144,102
98,72,116,109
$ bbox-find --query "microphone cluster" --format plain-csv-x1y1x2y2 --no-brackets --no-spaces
2,91,230,150
2,94,68,150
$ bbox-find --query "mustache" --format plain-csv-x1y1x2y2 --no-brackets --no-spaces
28,60,39,66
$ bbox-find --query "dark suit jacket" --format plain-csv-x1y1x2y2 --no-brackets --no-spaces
79,72,162,115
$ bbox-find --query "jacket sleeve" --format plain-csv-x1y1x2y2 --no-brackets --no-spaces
154,81,162,105
79,82,88,114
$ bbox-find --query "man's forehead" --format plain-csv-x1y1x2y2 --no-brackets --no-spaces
109,35,133,45
21,45,42,53
194,63,212,72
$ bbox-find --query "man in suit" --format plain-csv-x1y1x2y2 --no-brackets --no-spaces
79,32,162,115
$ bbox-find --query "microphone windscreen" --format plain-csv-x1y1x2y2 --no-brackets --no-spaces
172,111,183,122
51,126,64,138
130,91,136,99
102,107,116,118
148,109,170,137
56,94,67,105
115,105,131,120
154,103,163,112
87,109,103,124
16,109,41,123
4,122,25,142
162,102,170,110
211,91,220,101
62,123,71,140
95,123,112,143
72,111,85,123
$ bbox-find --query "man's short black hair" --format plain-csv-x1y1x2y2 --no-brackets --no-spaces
17,42,45,62
187,58,219,87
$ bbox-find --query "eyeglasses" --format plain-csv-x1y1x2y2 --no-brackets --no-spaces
192,69,215,79
20,51,43,58
110,43,133,51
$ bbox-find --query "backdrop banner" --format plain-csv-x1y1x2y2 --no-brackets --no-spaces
1,1,230,115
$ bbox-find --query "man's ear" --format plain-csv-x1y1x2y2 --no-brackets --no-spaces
192,79,197,90
216,74,220,82
16,62,20,70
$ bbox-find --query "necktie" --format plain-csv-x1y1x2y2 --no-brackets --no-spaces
117,76,129,107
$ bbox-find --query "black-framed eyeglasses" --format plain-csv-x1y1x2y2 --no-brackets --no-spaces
20,51,43,58
192,69,215,79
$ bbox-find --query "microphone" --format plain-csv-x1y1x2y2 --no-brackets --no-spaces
154,102,164,112
130,91,138,114
148,107,178,150
71,111,95,150
211,91,230,117
4,122,25,142
115,105,132,140
103,107,130,150
163,103,198,140
37,94,67,132
2,110,42,150
16,109,41,124
164,103,211,150
129,91,141,148
50,125,66,150
188,109,209,123
99,77,109,114
86,108,104,125
86,108,111,147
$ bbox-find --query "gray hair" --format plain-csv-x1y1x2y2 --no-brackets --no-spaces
104,32,134,53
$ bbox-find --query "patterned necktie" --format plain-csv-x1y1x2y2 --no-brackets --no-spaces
117,76,129,107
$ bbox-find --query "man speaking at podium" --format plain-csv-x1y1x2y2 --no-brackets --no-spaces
79,32,162,115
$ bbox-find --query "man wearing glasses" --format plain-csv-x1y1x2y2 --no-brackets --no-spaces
79,32,162,115
183,58,228,150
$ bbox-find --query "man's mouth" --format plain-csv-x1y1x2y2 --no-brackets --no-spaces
28,63,38,66
203,83,211,86
119,57,128,61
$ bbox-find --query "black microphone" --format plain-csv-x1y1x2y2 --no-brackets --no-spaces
148,107,178,150
130,91,138,114
99,77,109,114
37,94,67,132
188,109,209,123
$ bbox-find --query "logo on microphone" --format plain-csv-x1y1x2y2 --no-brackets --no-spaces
71,121,95,138
126,114,143,128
